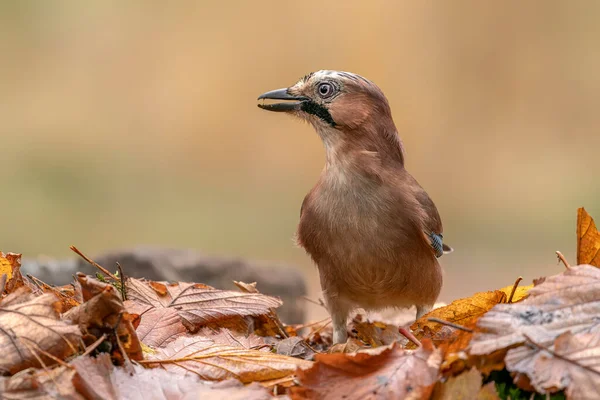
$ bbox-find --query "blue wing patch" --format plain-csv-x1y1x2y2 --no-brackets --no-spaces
428,232,444,258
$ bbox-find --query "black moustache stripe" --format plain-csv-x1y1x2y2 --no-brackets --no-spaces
301,101,336,127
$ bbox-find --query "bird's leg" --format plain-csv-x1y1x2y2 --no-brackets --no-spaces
416,304,432,321
324,295,350,344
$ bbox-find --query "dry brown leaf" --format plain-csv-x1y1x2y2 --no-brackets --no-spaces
198,328,268,350
328,337,368,354
519,331,600,398
71,353,275,400
469,265,600,391
350,314,406,347
432,368,484,400
470,265,600,357
577,207,600,267
274,336,316,360
477,382,502,400
146,335,312,383
1,366,81,400
234,280,290,338
71,354,118,400
27,276,80,313
64,273,143,363
291,339,441,400
0,291,81,375
0,252,25,295
125,278,282,346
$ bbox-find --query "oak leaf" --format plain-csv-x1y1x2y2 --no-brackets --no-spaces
577,207,600,267
0,291,81,375
125,278,282,347
291,339,441,400
146,335,312,383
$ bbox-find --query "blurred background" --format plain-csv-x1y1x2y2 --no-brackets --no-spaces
2,1,599,320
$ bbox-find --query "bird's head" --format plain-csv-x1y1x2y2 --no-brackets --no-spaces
258,70,403,164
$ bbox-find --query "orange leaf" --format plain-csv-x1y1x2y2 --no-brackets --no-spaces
577,207,600,267
291,339,441,400
0,252,24,294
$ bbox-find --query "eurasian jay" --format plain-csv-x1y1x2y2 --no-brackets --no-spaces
258,70,451,343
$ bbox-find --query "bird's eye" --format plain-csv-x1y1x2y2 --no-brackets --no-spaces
317,82,335,98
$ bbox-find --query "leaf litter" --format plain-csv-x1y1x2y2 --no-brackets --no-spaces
1,207,599,399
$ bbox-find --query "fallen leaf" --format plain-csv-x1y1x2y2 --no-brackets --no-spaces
470,265,600,357
469,265,600,391
477,382,502,400
71,353,276,400
71,354,118,400
410,290,506,375
26,276,80,313
577,207,600,267
146,335,312,383
198,328,267,350
1,366,80,399
498,283,533,303
0,252,24,295
0,292,81,375
412,290,505,338
291,339,441,400
328,338,367,354
520,331,600,398
275,336,316,360
64,273,143,363
432,368,483,400
125,278,283,344
350,314,406,347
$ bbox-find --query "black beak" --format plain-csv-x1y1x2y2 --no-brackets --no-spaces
257,88,308,112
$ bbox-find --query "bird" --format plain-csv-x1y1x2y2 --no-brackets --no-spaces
257,70,451,344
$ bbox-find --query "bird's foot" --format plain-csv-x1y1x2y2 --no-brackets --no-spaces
398,327,421,347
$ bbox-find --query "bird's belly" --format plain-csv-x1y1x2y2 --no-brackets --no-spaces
298,204,441,309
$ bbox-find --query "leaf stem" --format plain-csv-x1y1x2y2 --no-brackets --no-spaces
556,251,571,269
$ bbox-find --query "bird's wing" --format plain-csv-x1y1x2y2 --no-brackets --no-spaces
414,188,452,258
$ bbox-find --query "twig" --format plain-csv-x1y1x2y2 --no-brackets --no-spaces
70,245,119,281
20,336,72,369
296,317,332,331
507,276,523,303
523,333,600,377
81,333,108,357
0,326,25,361
556,251,571,269
116,262,127,300
301,296,327,309
426,317,473,333
310,318,331,336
